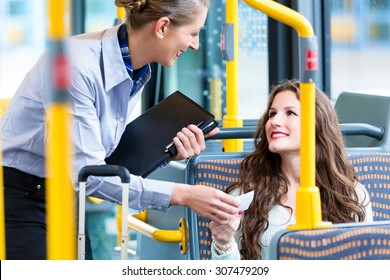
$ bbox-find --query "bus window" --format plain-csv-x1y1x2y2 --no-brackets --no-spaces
331,0,390,100
238,1,269,120
0,0,46,99
171,0,269,121
85,0,116,32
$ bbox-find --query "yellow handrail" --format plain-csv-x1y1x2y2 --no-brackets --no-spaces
0,125,4,260
0,99,10,259
46,0,76,259
222,0,243,152
243,0,314,37
128,212,188,254
243,0,331,230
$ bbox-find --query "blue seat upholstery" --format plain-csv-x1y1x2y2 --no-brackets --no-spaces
271,221,390,259
349,153,390,221
189,152,390,260
192,157,242,260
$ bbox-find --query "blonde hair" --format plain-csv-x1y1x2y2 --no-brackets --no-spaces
115,0,210,30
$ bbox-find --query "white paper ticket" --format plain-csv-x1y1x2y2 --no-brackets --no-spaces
235,190,254,213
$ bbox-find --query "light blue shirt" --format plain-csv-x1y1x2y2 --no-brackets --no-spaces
1,24,173,211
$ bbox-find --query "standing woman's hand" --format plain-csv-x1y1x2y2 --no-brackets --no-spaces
171,124,219,160
170,183,240,224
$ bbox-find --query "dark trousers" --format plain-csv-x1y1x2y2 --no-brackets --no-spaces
3,166,92,260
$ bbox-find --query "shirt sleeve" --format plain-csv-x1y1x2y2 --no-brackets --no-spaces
68,59,173,211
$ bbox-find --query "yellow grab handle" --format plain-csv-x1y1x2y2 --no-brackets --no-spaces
243,0,314,37
128,215,188,254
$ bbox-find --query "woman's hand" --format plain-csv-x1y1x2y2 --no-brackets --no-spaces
209,213,241,245
170,183,240,224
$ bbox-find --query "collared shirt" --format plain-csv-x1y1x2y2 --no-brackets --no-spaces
1,24,173,211
118,23,149,96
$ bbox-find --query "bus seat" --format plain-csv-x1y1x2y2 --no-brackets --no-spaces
188,152,390,260
269,221,390,259
271,152,390,260
335,91,390,151
349,153,390,221
187,152,246,260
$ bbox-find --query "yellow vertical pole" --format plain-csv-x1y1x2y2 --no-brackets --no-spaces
1,99,11,258
0,99,7,259
116,205,123,248
0,143,4,259
46,0,76,259
117,7,125,21
210,77,223,120
222,0,243,152
243,0,331,229
114,7,125,25
299,82,316,190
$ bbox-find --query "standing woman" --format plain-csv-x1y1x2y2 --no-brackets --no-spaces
209,79,373,260
1,0,239,259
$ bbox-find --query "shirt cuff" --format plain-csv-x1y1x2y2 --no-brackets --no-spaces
141,177,174,211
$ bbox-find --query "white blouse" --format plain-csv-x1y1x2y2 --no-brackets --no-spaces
211,182,373,260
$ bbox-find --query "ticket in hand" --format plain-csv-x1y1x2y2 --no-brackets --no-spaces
235,190,254,214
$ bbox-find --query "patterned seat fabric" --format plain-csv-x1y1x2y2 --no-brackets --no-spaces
349,153,390,221
192,153,390,260
194,159,242,260
276,224,390,259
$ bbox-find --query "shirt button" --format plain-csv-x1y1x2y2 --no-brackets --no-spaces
37,184,41,189
119,117,125,123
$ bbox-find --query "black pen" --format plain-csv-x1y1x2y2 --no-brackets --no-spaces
165,121,205,153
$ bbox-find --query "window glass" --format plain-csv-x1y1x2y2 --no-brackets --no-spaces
238,1,268,120
330,0,390,100
0,0,46,99
85,0,116,32
0,0,269,122
176,1,268,120
164,0,269,121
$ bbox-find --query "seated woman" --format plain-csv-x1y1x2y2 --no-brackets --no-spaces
209,79,373,260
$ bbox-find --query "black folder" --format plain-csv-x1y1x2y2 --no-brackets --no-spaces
105,91,219,177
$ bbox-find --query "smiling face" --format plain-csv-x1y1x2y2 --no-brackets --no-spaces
156,7,208,66
265,90,301,156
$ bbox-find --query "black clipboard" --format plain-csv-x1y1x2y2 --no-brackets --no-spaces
105,91,219,177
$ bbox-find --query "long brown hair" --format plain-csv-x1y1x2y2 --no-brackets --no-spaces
227,80,366,259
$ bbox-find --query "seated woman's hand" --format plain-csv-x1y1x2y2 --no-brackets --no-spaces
209,213,241,245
